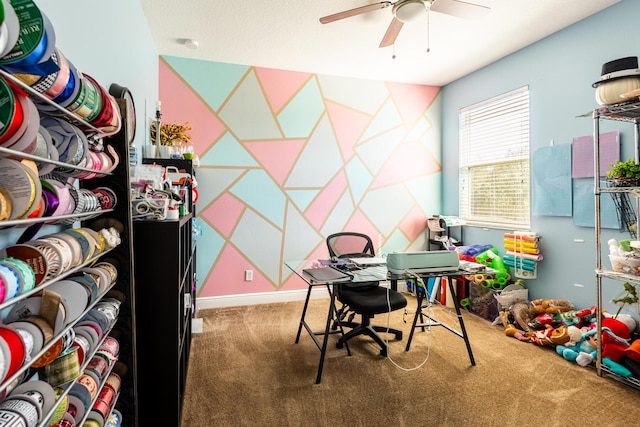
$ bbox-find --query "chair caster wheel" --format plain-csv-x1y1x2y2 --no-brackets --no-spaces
336,341,344,349
395,332,403,340
380,349,388,357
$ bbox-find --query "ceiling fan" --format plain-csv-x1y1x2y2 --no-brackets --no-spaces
319,0,490,48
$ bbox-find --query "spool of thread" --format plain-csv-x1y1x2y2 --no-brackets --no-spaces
473,274,486,283
495,270,509,281
480,279,494,288
491,281,505,290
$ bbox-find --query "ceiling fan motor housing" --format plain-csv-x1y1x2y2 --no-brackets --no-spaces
393,0,428,23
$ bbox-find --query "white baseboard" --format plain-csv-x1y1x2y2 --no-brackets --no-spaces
195,288,329,310
195,281,409,311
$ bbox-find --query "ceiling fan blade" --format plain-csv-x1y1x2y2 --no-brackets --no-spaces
320,1,393,24
379,18,404,47
430,0,490,19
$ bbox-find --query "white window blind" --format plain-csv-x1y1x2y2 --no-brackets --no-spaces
459,86,530,229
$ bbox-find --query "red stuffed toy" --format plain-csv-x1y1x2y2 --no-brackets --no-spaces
579,316,633,376
597,317,631,362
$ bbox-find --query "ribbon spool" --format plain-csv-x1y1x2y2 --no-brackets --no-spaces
8,379,57,424
0,76,24,144
0,256,35,294
0,262,19,302
0,158,40,220
0,324,26,382
0,395,41,427
43,346,81,387
67,73,102,122
0,1,58,75
0,0,20,58
90,187,117,210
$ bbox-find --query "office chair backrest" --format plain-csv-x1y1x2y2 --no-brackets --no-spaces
326,232,375,259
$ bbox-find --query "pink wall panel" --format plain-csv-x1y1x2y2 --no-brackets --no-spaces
159,57,442,298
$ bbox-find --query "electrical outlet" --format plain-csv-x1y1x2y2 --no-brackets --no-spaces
245,270,253,282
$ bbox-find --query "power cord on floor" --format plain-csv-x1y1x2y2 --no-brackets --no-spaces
383,271,433,371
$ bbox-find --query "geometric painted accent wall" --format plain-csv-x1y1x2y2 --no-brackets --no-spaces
158,56,443,298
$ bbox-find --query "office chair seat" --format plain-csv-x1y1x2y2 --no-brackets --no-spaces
326,232,408,356
336,286,407,356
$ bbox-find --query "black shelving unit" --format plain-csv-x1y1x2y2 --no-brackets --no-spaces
132,214,195,426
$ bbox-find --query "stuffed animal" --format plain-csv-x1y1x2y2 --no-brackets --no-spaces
557,316,633,377
528,306,598,330
530,298,574,315
505,323,571,346
555,325,594,364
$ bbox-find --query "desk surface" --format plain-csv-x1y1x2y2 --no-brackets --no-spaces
285,260,388,284
285,259,496,285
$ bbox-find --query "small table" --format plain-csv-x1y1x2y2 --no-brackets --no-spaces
285,260,389,384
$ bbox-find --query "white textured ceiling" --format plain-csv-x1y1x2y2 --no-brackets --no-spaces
140,0,620,86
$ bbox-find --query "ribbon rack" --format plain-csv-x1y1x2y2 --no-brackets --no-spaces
503,232,543,279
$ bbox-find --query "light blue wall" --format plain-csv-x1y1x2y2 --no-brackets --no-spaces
36,0,158,150
442,0,638,314
0,1,158,248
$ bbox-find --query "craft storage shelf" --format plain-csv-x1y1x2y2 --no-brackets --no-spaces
426,216,464,251
0,71,138,425
132,213,195,426
141,157,197,215
592,101,640,391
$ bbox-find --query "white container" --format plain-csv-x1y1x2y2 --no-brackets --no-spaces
609,254,640,273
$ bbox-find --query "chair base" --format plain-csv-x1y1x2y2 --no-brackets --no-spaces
336,323,403,356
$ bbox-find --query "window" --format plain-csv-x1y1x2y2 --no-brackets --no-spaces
459,86,530,229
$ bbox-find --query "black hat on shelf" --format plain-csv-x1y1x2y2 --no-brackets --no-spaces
592,56,640,88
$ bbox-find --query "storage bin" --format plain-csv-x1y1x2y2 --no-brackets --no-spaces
468,281,500,322
609,254,640,274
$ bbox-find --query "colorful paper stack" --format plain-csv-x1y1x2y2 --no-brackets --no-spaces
503,232,542,279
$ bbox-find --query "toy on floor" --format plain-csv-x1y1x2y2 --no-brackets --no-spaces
556,315,635,377
530,298,574,315
505,323,572,346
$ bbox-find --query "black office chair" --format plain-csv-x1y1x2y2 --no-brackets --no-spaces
326,232,407,356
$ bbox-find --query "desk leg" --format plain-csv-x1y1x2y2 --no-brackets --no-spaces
449,279,476,366
315,285,340,384
295,284,313,343
405,289,424,351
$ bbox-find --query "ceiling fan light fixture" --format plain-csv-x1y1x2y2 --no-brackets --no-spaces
393,0,427,24
184,39,199,49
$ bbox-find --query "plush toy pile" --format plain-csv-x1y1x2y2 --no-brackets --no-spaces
499,297,640,379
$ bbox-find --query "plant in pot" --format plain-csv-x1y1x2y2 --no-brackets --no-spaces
611,281,638,319
606,158,640,187
149,121,192,158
